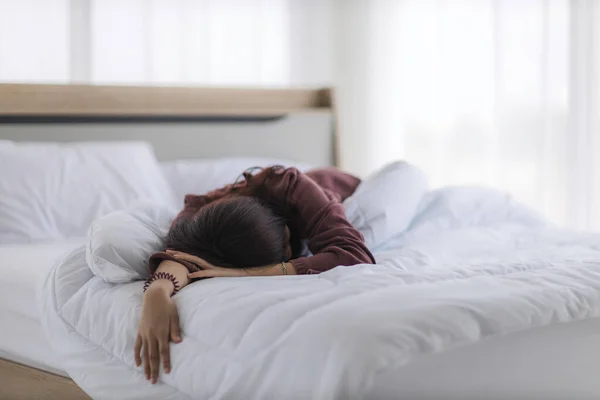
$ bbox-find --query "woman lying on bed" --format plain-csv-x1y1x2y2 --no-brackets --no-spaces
135,166,375,383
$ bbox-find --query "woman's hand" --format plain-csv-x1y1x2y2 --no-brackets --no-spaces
166,250,248,278
134,280,181,384
165,250,296,277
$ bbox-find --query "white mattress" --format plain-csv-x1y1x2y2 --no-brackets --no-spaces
0,239,85,376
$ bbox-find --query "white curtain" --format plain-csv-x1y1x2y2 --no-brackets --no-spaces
1,0,598,230
0,0,332,86
0,0,70,82
335,0,600,230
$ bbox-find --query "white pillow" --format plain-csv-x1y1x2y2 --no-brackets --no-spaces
405,186,548,239
160,157,314,207
86,202,176,283
343,161,428,250
0,141,176,243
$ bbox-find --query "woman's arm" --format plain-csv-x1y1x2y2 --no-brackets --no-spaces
134,260,191,384
253,167,375,274
290,200,375,274
166,250,297,277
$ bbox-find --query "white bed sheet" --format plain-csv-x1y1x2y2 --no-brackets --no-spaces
0,239,85,376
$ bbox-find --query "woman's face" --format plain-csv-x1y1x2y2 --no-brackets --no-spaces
284,225,292,260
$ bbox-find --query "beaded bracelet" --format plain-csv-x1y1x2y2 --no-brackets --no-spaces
143,272,180,296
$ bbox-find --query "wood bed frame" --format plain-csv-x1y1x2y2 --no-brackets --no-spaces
0,359,90,400
0,83,337,399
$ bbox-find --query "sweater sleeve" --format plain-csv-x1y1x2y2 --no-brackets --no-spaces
290,201,376,274
264,168,375,274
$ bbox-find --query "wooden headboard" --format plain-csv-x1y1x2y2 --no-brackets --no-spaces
0,84,338,166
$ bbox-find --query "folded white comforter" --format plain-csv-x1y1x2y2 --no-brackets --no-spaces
41,185,600,399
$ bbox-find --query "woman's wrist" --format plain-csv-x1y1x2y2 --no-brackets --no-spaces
244,262,296,276
145,260,190,296
283,262,296,275
144,279,175,297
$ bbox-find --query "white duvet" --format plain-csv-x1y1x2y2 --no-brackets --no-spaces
41,185,600,400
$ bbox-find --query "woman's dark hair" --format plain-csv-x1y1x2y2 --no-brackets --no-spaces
164,195,288,268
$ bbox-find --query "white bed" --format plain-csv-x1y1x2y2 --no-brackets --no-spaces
0,239,84,376
41,185,600,399
4,211,598,400
3,83,600,399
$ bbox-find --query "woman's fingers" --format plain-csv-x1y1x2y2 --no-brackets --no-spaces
175,253,207,267
159,334,171,374
166,250,215,269
169,306,182,343
148,337,160,384
134,334,142,367
187,270,217,279
143,339,151,381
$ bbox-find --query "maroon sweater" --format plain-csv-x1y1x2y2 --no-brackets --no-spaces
150,167,375,275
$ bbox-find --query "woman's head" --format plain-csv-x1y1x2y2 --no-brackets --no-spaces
164,195,291,268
